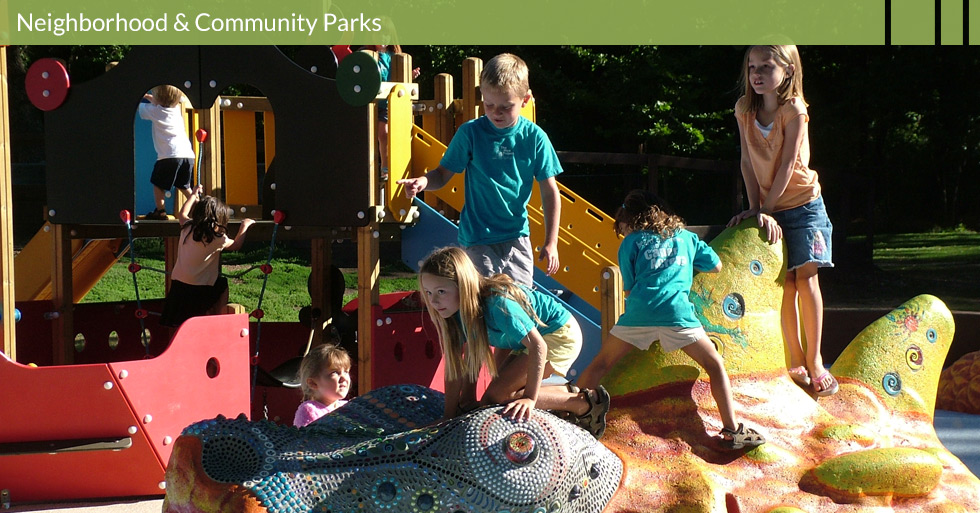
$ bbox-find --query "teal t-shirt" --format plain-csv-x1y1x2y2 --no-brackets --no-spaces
439,116,563,246
617,229,720,328
482,285,571,351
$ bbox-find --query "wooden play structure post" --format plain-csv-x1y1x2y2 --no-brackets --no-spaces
51,224,74,365
357,222,380,391
600,266,624,339
309,238,331,343
432,74,454,144
199,97,224,196
0,48,16,358
461,58,483,124
392,53,413,85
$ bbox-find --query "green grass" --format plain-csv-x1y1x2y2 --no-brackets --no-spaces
84,229,980,317
84,239,419,322
825,229,980,311
872,231,980,271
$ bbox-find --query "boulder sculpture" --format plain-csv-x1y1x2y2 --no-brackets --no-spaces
163,221,980,512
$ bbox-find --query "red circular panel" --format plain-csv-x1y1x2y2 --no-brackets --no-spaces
26,58,70,111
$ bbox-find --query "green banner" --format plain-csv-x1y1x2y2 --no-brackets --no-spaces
1,0,897,45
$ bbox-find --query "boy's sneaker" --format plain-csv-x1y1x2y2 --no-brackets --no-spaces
144,209,168,220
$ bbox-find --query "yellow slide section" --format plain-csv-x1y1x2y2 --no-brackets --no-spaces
408,125,619,310
15,223,128,303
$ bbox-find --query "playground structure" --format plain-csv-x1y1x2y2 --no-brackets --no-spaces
3,45,980,510
0,45,630,504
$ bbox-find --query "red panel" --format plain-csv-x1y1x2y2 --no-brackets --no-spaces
0,314,250,502
14,300,173,366
371,307,443,390
0,439,166,503
110,314,251,467
0,354,165,501
342,290,415,313
353,291,493,396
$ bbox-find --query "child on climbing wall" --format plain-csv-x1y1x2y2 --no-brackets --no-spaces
726,45,837,397
138,84,196,220
576,190,766,448
398,53,562,286
160,184,255,328
294,343,352,427
418,247,609,438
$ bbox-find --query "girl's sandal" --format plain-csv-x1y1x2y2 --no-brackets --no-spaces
719,423,766,450
788,366,811,388
812,372,840,397
575,386,610,439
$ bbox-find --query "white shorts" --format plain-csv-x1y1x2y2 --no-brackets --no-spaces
608,325,707,353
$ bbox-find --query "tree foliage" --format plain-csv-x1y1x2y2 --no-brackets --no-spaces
8,45,980,233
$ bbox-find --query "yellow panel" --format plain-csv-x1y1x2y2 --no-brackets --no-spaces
14,224,124,303
527,187,617,308
221,110,258,205
521,96,536,122
386,84,415,222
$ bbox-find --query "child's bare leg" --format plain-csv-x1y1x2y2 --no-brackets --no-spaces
482,352,529,405
795,263,828,386
153,186,167,211
682,338,737,431
484,353,590,415
781,269,807,371
178,186,194,200
534,386,590,416
575,334,634,390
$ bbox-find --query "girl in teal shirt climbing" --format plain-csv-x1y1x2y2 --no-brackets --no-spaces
418,247,608,438
576,190,766,448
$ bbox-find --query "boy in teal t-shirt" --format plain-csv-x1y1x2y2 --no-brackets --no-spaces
398,53,562,286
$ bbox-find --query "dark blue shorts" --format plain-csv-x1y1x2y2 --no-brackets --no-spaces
773,196,834,271
150,157,193,191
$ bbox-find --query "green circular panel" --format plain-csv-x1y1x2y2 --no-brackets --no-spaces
336,51,382,107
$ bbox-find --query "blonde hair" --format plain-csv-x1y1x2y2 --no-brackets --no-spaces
151,84,183,108
480,53,529,98
615,189,685,238
297,344,351,401
418,247,539,383
738,45,806,114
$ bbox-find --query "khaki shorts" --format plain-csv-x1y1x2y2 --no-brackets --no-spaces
510,316,583,377
609,325,707,353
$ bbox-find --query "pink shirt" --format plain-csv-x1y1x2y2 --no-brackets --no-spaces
293,399,348,427
736,96,821,212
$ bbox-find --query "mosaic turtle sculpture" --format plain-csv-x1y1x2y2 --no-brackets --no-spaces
162,384,623,512
164,220,980,512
